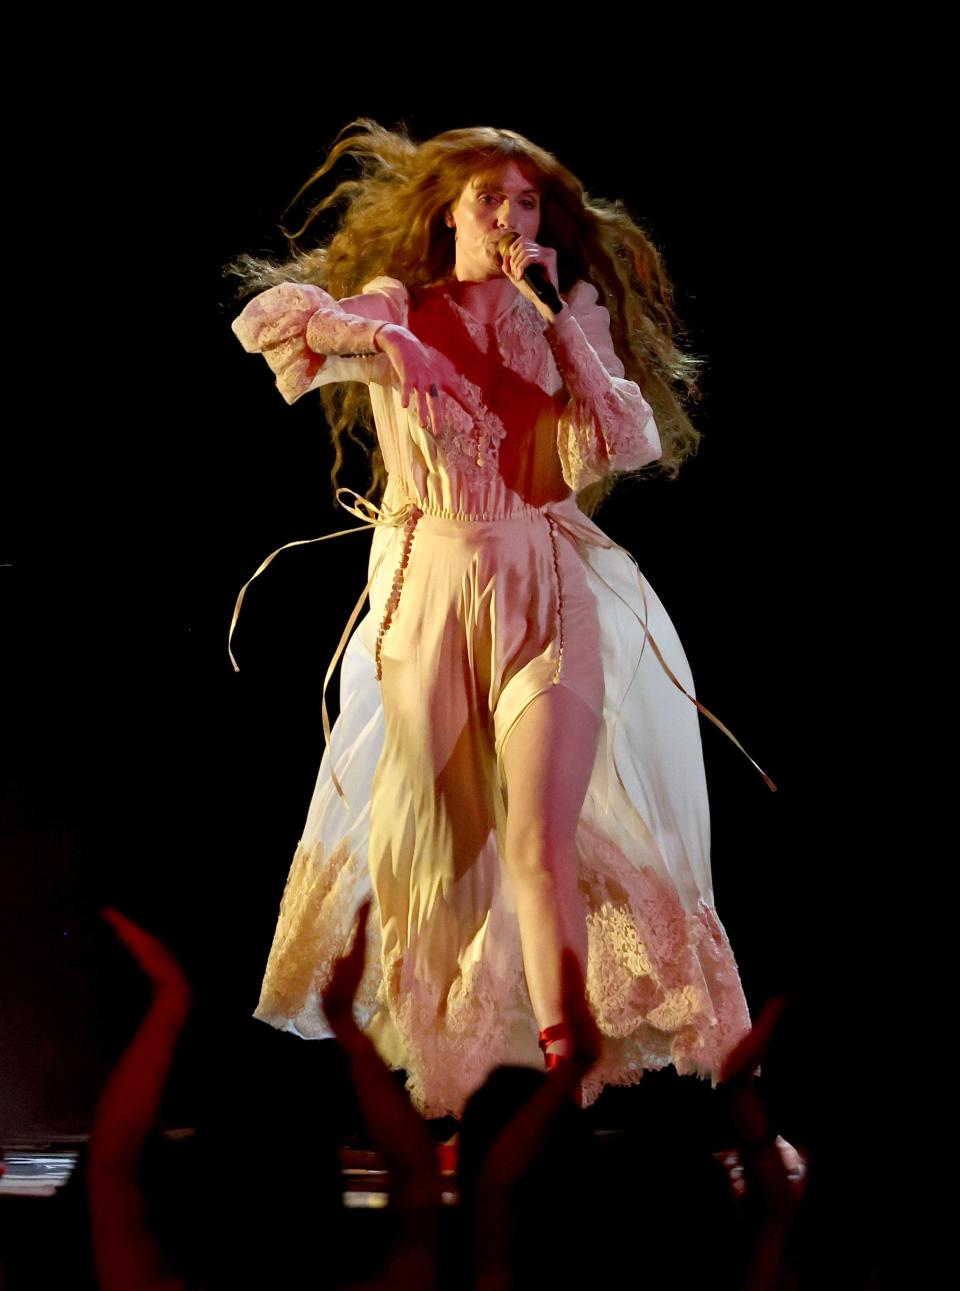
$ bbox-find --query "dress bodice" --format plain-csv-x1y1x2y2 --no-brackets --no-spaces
366,280,577,519
232,274,663,520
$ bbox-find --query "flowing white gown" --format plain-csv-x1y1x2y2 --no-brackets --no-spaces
232,275,753,1118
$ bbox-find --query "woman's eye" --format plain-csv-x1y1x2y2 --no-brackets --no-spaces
479,194,537,210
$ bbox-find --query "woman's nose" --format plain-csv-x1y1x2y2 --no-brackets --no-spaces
496,200,512,225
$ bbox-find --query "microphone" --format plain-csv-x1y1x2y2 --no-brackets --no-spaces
498,234,563,317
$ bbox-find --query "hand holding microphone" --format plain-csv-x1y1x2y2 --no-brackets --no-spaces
498,233,564,319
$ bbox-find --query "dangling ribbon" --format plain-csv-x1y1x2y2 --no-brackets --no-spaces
231,488,776,813
543,503,777,793
229,486,420,807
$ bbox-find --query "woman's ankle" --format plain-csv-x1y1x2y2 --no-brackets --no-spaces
538,1021,574,1061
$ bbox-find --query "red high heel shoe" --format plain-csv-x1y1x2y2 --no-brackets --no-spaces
538,1023,582,1108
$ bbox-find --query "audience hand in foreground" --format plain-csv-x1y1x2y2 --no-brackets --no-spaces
719,996,806,1190
719,995,786,1086
101,907,192,1015
559,946,603,1071
321,898,373,1030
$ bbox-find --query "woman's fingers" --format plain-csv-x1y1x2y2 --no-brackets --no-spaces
508,238,534,275
506,240,559,292
503,235,521,272
411,381,455,430
398,352,484,429
393,335,488,428
434,386,481,424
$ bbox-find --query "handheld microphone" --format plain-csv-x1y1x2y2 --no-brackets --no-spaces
498,234,563,317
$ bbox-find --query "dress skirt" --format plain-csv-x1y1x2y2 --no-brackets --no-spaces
252,479,752,1119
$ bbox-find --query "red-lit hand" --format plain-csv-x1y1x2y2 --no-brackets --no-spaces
499,235,561,322
321,897,372,1028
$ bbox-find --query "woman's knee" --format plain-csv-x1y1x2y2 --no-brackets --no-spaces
503,817,577,888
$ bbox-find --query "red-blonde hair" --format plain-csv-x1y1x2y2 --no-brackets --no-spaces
230,119,702,515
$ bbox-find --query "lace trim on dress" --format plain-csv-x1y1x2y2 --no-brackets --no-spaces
254,816,751,1118
439,279,662,492
546,311,661,491
435,288,560,482
383,812,750,1117
576,817,751,1103
232,282,389,405
428,374,507,480
494,293,558,393
379,943,529,1121
441,286,555,392
439,289,522,350
254,836,381,1036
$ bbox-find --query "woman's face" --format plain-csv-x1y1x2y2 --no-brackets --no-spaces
446,159,542,282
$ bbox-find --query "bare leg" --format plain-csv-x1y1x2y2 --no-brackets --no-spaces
500,686,602,1058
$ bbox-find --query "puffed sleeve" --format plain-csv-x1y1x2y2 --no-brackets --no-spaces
545,280,661,492
231,276,409,405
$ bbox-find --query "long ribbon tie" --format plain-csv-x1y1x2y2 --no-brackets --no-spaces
231,492,776,813
229,487,420,807
546,507,777,794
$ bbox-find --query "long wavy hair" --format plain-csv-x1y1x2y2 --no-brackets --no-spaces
229,119,703,517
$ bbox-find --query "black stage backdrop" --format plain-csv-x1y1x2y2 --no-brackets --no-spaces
2,55,883,1146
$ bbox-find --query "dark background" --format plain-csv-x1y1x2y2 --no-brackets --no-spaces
2,51,883,1144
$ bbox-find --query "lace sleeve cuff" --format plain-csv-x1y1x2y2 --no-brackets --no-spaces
304,305,386,357
546,283,662,492
232,278,406,404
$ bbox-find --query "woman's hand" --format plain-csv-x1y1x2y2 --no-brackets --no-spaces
375,324,480,431
500,235,562,323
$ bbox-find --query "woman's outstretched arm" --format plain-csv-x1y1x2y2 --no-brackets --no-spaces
231,279,399,403
232,275,479,429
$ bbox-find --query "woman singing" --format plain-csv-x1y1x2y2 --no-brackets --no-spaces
230,120,766,1118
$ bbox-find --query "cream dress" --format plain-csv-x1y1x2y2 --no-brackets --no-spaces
232,275,753,1118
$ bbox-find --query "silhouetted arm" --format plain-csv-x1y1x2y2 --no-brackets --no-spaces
322,900,441,1291
87,908,192,1291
